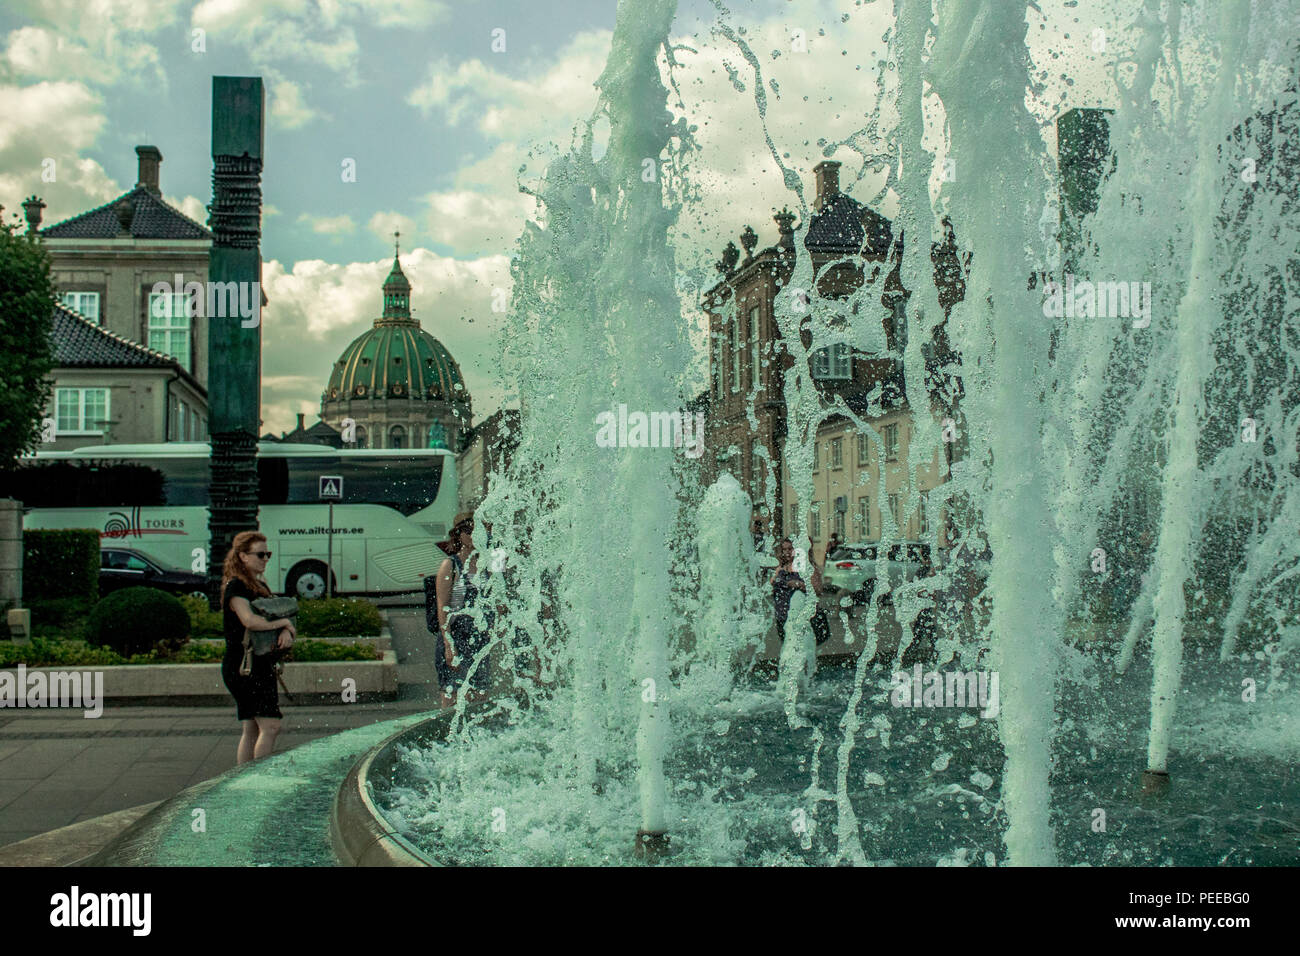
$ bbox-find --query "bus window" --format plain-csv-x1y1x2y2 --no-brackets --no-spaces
276,455,442,515
0,460,167,507
258,456,290,505
151,457,210,505
342,457,443,515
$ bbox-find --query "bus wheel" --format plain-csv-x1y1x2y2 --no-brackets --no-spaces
287,561,333,600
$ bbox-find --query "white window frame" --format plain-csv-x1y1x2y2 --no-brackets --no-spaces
918,490,930,535
54,387,110,435
729,319,740,393
858,432,869,466
710,331,721,399
812,440,820,471
748,306,761,391
884,423,900,461
888,492,901,531
830,437,843,469
148,292,192,372
811,343,851,380
856,497,871,539
62,291,100,323
833,510,846,539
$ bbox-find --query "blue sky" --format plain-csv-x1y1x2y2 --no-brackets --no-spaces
2,0,1121,433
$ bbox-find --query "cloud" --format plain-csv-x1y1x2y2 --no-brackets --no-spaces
298,213,358,235
0,81,118,224
166,193,209,226
257,248,510,433
407,29,611,144
367,210,418,248
1,0,178,88
420,188,533,258
1,26,164,87
269,77,321,130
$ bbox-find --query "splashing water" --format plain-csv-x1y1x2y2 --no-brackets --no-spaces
378,0,1300,866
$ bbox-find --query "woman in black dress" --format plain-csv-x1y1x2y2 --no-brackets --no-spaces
221,531,296,764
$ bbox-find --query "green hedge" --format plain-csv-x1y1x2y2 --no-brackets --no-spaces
295,598,383,637
27,596,95,640
178,595,223,639
24,529,100,602
0,636,380,667
87,587,190,657
177,594,381,639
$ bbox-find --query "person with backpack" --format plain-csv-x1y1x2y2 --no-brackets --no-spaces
426,511,494,704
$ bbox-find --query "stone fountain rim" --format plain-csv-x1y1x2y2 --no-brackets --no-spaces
330,711,453,867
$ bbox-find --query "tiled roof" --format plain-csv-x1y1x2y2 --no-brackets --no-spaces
805,192,893,257
41,186,211,241
52,302,178,370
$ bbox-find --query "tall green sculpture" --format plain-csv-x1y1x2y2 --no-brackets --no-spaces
207,76,264,606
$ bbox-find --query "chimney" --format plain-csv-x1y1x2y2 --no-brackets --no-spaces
297,413,306,432
21,195,45,233
135,145,163,195
813,160,841,212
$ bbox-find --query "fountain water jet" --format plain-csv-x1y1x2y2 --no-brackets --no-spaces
365,0,1299,868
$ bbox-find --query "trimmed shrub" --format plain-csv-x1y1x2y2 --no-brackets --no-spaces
295,598,382,637
0,636,380,667
287,639,381,662
86,587,190,658
27,596,95,641
24,529,100,601
0,637,127,668
178,594,223,640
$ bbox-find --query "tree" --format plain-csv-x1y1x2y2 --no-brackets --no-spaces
0,213,56,469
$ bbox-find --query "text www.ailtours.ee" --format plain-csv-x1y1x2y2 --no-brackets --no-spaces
278,527,365,535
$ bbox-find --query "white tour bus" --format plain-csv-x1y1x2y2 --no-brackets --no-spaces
11,442,458,598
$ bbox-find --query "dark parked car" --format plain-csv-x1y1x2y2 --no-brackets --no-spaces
100,548,208,599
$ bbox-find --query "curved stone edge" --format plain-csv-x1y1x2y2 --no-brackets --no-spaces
85,776,228,866
330,712,452,867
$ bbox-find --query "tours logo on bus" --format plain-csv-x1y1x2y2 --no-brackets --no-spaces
103,508,186,539
278,527,365,535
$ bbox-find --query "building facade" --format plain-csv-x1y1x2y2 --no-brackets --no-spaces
20,145,214,449
29,146,215,393
42,303,207,450
703,160,965,548
320,248,472,451
457,408,520,511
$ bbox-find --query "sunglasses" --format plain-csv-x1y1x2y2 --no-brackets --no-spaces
247,550,272,559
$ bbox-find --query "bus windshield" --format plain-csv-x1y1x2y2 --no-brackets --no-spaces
1,453,443,516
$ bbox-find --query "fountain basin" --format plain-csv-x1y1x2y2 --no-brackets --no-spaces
367,654,1299,867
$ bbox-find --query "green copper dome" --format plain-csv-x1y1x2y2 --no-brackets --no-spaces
324,252,469,404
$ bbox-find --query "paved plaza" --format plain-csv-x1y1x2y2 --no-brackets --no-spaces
0,606,440,855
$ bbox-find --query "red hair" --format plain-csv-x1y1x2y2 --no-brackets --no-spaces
221,530,273,601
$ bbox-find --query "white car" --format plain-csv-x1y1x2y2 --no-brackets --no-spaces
823,542,939,603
